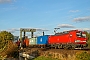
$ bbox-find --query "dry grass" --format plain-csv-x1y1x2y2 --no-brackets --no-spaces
0,40,18,58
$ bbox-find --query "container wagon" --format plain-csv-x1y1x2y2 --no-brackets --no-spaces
37,35,49,48
29,37,37,47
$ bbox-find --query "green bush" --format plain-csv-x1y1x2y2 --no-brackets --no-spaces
76,51,90,60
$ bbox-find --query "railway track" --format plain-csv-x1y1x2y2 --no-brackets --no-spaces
21,47,90,50
20,47,90,54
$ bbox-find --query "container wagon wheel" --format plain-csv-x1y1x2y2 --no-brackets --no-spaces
40,45,44,48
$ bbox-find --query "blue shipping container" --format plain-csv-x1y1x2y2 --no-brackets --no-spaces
37,35,49,44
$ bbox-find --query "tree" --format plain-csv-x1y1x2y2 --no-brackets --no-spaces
0,31,14,40
85,31,90,48
0,31,19,58
0,31,14,49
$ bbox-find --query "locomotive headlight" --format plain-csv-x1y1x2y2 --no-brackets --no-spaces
75,40,86,43
75,40,80,42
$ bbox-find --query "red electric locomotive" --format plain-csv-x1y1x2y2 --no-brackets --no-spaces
48,30,88,49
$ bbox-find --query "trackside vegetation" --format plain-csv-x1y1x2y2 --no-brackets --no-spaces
76,51,90,60
0,31,18,59
31,56,59,60
86,32,90,48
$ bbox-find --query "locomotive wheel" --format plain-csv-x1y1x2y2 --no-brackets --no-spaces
54,46,58,49
68,45,72,49
58,46,60,49
70,45,76,49
63,45,69,49
64,47,68,49
63,45,72,49
71,46,75,50
58,45,63,49
81,45,84,48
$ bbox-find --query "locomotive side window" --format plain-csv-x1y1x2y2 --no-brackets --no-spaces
82,33,86,38
55,31,69,35
76,31,86,38
76,32,82,37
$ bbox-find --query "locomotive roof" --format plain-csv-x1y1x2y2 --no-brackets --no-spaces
55,30,83,35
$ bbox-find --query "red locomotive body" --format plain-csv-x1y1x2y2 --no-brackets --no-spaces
48,30,88,49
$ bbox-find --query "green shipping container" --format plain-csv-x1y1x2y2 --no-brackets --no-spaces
29,38,37,45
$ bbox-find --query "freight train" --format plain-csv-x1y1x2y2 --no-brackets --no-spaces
20,30,88,49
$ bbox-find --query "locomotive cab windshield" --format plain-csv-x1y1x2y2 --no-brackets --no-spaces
76,31,86,38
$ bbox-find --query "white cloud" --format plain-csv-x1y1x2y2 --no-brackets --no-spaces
7,28,20,33
36,28,49,31
69,10,79,13
0,0,11,3
58,24,75,28
73,16,90,22
0,0,16,3
14,0,16,2
62,28,90,33
0,30,7,32
76,28,90,31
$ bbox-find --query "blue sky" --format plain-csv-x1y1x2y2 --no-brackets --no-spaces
0,0,90,36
